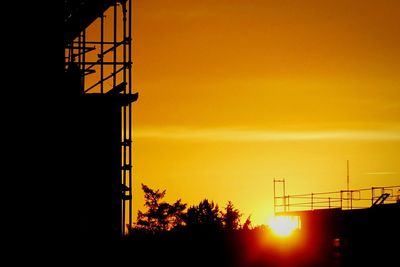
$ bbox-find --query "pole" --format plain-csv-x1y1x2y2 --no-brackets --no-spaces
347,160,350,209
283,178,286,212
347,160,349,192
273,179,276,214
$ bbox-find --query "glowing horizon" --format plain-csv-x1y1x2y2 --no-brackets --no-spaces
135,127,400,142
125,0,400,226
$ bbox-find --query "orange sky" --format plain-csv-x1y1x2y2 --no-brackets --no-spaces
126,0,400,225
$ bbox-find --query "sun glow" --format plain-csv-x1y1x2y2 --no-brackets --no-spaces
267,216,301,237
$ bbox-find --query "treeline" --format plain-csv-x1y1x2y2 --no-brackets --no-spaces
120,185,338,267
122,184,260,267
120,184,316,267
128,184,252,235
76,184,369,266
108,184,338,267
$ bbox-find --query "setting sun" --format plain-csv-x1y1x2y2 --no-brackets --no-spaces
268,216,301,237
58,0,400,266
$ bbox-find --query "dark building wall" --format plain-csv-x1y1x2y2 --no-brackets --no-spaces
293,205,400,266
4,1,74,262
78,96,122,240
340,204,400,266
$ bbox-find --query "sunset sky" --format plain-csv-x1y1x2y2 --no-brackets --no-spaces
126,0,400,225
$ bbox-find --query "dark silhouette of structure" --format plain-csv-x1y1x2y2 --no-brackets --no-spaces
274,181,400,266
64,0,138,241
9,2,397,265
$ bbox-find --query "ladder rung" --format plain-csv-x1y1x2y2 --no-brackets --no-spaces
120,184,130,192
121,164,132,171
122,194,132,201
121,139,132,146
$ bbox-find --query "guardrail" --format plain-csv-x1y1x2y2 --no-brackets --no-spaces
274,185,400,214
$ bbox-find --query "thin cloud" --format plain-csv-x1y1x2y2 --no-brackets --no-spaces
135,127,400,142
366,172,398,175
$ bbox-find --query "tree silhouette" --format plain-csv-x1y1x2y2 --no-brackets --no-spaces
136,184,187,233
168,199,187,229
185,199,223,230
242,215,252,230
222,201,242,230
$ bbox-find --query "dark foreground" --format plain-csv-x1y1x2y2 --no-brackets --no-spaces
65,225,397,267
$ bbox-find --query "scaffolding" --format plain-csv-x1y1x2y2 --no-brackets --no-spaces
64,0,136,236
273,179,400,215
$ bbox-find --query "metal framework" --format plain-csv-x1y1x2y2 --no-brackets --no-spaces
274,180,400,214
64,0,135,236
273,178,286,214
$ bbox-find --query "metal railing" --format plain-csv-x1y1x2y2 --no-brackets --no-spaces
274,185,400,214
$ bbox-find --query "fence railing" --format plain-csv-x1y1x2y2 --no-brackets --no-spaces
274,186,400,214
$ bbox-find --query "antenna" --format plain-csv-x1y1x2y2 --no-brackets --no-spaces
347,160,350,209
347,160,350,192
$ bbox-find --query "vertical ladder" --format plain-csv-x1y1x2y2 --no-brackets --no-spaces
120,0,133,235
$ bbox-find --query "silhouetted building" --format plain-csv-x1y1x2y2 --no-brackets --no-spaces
275,186,400,266
64,0,137,242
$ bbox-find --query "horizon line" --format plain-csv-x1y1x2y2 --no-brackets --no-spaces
135,127,400,142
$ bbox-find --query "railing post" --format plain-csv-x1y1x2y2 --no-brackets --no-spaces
283,178,286,212
350,191,353,209
311,193,314,210
340,190,343,209
273,179,276,214
371,187,374,206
